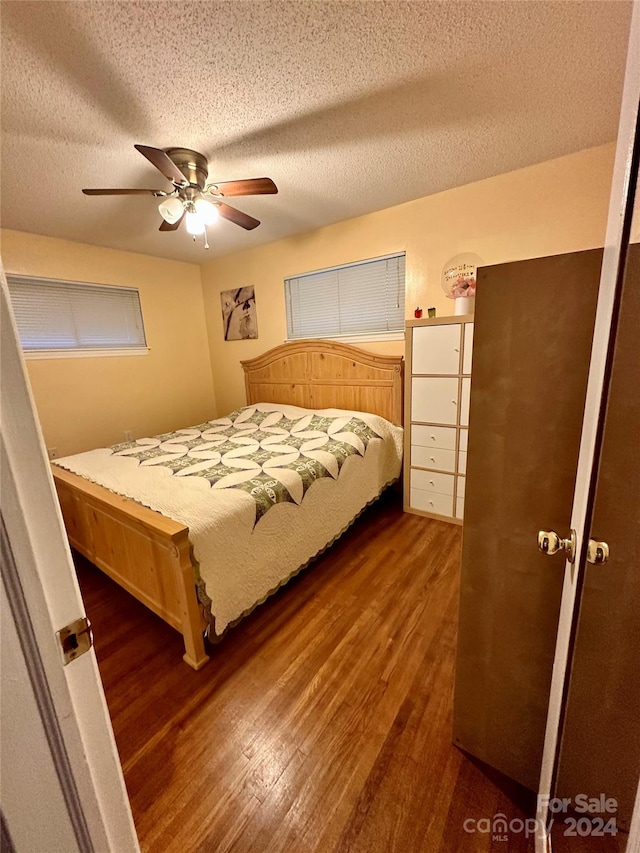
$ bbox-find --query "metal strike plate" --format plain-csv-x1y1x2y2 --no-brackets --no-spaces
587,539,609,565
56,617,93,665
538,529,577,564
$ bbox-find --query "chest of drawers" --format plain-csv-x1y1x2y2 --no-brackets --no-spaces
404,315,473,524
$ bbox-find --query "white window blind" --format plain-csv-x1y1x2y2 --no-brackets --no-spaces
285,253,406,341
7,275,147,353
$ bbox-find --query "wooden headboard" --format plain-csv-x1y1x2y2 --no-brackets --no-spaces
241,340,404,425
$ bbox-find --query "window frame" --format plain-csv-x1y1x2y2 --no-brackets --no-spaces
284,252,406,343
6,274,150,359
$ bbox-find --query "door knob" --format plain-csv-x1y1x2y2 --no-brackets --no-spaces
587,539,609,565
538,529,577,564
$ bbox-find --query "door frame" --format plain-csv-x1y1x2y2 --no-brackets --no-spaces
535,3,640,850
0,268,139,852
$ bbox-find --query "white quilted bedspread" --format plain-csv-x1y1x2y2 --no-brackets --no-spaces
54,403,403,636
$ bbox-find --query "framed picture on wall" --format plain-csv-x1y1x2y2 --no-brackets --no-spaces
220,286,258,341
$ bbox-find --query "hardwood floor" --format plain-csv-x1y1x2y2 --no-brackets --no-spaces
77,492,539,852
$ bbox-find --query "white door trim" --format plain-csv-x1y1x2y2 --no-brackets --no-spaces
0,266,139,852
1,518,94,850
535,3,640,850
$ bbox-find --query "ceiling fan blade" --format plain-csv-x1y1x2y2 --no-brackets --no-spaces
216,202,260,230
83,188,165,195
159,212,184,232
206,177,278,197
134,144,188,185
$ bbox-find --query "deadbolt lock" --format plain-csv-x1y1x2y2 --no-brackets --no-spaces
537,529,577,564
587,539,609,565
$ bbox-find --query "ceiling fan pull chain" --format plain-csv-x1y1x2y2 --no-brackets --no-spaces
203,226,210,250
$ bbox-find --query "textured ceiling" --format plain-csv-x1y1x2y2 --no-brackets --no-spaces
0,0,632,263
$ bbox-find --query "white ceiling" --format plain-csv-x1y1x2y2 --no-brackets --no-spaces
0,1,632,264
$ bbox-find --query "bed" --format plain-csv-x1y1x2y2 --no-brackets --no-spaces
52,340,404,669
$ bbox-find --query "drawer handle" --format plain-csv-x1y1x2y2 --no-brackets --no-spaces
430,456,435,462
429,480,434,485
430,435,436,440
429,500,434,506
454,348,459,352
452,400,457,405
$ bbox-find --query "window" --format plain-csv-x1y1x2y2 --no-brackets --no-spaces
284,252,406,341
7,275,148,357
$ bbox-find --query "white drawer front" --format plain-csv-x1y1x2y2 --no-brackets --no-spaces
411,489,454,517
463,323,474,375
457,475,466,498
411,424,456,450
458,450,467,474
411,377,459,425
456,495,465,519
459,428,468,452
411,469,455,496
411,445,456,473
460,377,471,426
412,323,461,375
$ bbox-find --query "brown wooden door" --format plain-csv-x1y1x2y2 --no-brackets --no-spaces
452,249,604,792
555,243,640,831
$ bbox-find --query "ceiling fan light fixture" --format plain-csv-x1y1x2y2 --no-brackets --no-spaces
83,144,276,241
158,196,184,224
194,197,219,225
185,209,206,235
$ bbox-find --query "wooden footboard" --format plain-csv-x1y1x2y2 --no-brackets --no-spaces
52,467,209,670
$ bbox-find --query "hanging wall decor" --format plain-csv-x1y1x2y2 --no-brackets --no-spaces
221,286,258,340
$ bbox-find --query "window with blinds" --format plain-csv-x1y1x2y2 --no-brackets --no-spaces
284,253,406,341
7,275,147,355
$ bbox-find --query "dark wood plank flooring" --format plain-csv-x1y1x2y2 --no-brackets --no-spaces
77,492,539,852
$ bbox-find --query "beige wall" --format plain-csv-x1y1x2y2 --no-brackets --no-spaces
1,230,216,456
2,143,625,450
201,144,616,415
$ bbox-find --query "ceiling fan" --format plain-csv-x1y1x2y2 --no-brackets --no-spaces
82,145,278,248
